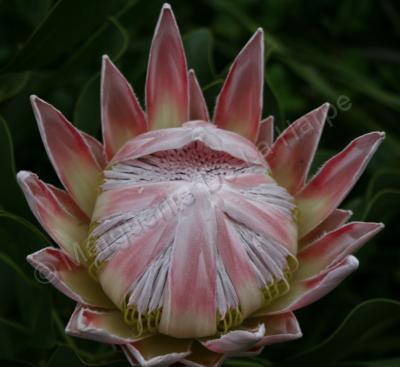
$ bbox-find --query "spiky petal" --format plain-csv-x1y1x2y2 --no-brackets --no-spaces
101,56,148,159
17,171,88,260
266,104,329,194
189,69,210,121
31,96,102,216
214,29,264,141
297,132,385,236
146,4,189,129
256,116,274,155
27,247,112,308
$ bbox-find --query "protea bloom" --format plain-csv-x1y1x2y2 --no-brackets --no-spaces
18,3,384,366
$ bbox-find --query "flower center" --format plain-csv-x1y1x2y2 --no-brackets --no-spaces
87,129,298,338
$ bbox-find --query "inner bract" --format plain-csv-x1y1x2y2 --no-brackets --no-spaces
87,124,298,338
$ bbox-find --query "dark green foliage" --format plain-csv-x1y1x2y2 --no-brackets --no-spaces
0,0,399,365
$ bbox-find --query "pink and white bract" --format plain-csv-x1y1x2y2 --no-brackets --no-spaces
19,4,385,366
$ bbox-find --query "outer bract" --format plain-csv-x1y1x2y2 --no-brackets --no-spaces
20,4,384,366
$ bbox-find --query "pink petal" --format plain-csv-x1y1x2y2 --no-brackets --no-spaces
202,323,265,354
27,247,113,308
17,171,88,260
31,96,102,216
81,131,106,168
122,335,191,367
297,132,385,236
159,185,217,338
99,217,177,307
256,116,274,155
300,209,352,247
66,304,146,344
92,182,183,222
146,4,189,129
296,222,384,280
214,29,264,141
266,104,329,194
181,342,225,367
221,187,297,254
264,255,359,314
245,312,302,347
189,69,210,121
101,56,148,160
112,121,267,168
216,210,264,317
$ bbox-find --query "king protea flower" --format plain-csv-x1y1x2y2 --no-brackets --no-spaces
18,4,384,366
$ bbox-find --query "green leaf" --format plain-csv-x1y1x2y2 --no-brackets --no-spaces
0,210,55,356
73,18,130,136
59,15,131,78
3,0,132,72
282,299,400,366
340,358,400,367
183,28,216,85
47,347,83,367
366,168,400,202
362,189,400,222
0,360,34,367
0,116,27,216
15,0,50,27
73,74,101,137
0,72,30,103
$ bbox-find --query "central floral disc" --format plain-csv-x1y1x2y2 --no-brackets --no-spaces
87,121,298,339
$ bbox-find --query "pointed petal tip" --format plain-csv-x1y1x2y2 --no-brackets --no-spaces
250,27,264,44
370,131,386,140
213,26,264,140
16,170,31,183
25,252,34,264
347,254,359,268
147,0,188,129
160,2,174,19
101,55,116,74
102,54,114,69
30,95,48,107
313,102,330,119
322,102,330,110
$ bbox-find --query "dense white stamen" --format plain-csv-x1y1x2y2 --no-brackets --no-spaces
129,247,172,313
90,141,296,328
216,256,240,317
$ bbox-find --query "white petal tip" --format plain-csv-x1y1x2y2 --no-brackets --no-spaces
256,27,264,34
17,171,31,181
26,253,35,265
321,102,330,110
16,170,32,183
162,3,172,10
348,255,360,268
30,95,39,103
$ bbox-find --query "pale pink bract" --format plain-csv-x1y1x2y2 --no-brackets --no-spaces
19,4,384,366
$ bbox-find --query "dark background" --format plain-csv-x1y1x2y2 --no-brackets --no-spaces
0,0,399,366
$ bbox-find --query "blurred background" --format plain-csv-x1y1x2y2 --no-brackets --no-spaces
0,0,399,366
